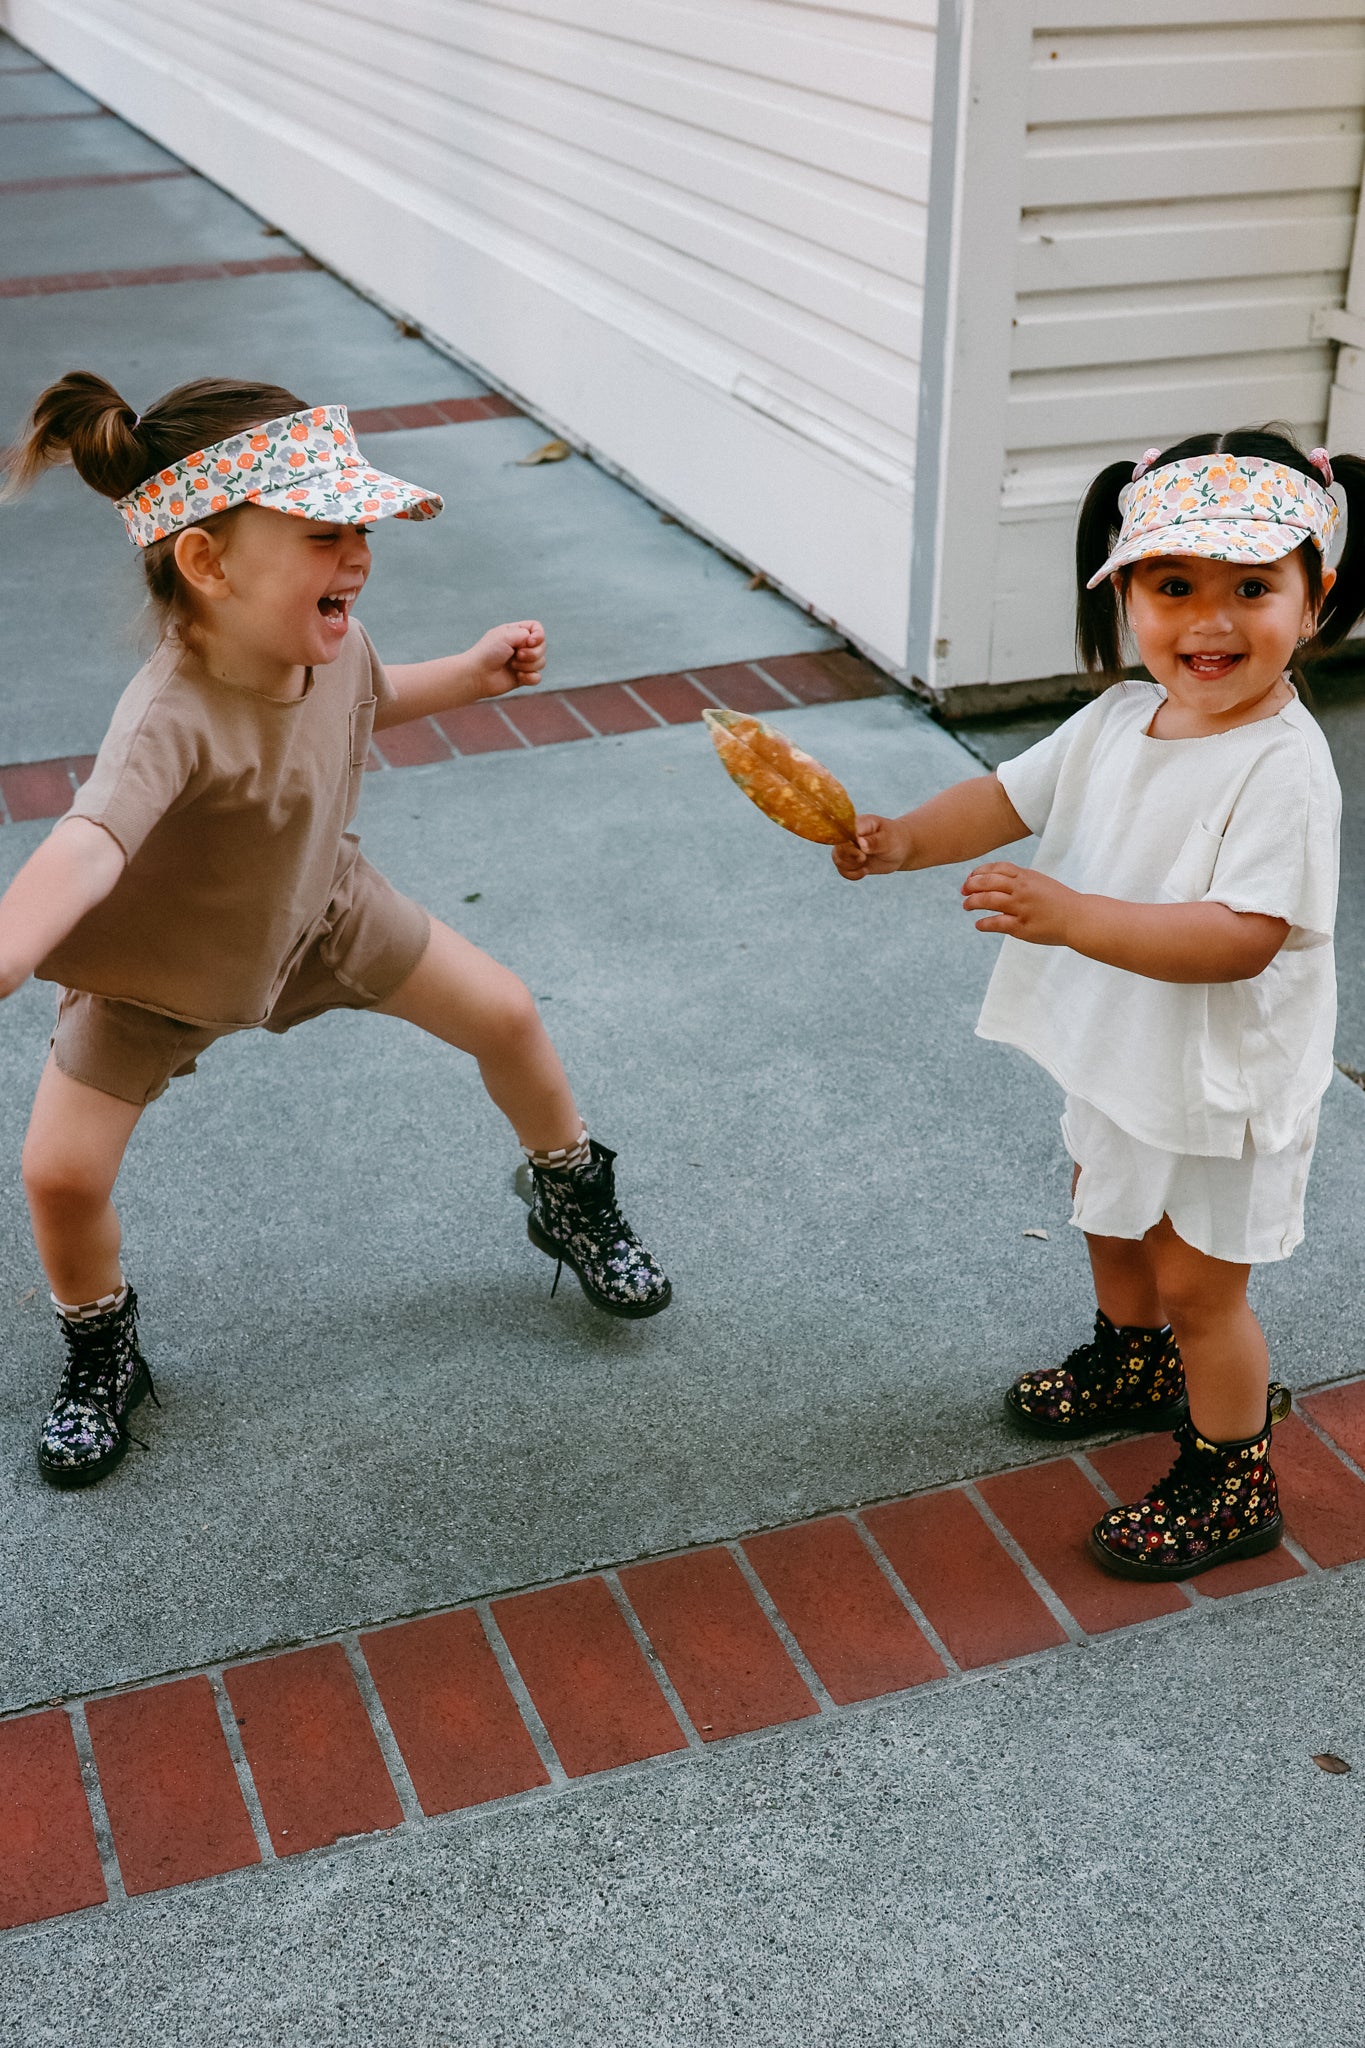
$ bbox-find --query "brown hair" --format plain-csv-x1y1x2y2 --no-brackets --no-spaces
3,370,306,639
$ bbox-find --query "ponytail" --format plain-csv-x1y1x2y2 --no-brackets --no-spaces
1305,449,1365,657
2,371,307,639
0,369,147,503
1075,460,1138,676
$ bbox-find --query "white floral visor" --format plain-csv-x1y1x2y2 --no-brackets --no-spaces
1087,453,1338,588
114,404,443,547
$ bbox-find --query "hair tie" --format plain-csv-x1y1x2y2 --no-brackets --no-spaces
129,412,141,431
1131,447,1162,482
1309,446,1334,487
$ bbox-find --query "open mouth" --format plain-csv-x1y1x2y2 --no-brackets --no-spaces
1179,652,1244,679
317,590,356,623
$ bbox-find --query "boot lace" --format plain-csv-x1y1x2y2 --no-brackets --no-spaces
56,1314,158,1446
1146,1436,1206,1512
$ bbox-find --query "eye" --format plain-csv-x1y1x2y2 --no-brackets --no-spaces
1156,577,1192,597
1235,578,1270,599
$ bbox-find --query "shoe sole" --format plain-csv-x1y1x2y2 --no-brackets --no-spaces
1002,1389,1189,1440
527,1215,673,1320
36,1362,154,1491
1088,1514,1284,1582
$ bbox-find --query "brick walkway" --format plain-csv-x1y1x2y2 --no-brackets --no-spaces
5,1380,1364,1937
0,648,887,827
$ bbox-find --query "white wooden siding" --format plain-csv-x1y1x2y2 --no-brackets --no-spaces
7,0,936,666
912,0,1365,701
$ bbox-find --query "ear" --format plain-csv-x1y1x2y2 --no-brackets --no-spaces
173,523,230,601
1306,563,1336,636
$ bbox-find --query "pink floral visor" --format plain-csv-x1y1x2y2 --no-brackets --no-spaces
1087,454,1338,588
114,405,443,547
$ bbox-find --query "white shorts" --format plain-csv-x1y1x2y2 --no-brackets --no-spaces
1061,1094,1320,1266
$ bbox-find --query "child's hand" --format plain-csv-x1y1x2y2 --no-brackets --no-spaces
962,862,1077,945
832,814,913,880
470,621,546,699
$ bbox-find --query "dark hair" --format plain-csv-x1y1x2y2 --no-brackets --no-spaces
2,371,306,638
1075,425,1365,683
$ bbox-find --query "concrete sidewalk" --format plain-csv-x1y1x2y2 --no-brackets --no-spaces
3,25,1365,2043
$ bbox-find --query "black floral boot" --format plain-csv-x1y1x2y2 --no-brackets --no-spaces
527,1141,672,1319
1004,1311,1186,1438
1090,1409,1283,1581
36,1288,159,1490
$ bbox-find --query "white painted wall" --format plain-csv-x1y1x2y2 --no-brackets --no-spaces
12,0,1365,697
910,0,1365,703
7,0,935,670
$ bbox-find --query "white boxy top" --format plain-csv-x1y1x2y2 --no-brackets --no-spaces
976,682,1341,1159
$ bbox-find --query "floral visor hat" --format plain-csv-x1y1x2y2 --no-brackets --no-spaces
114,405,443,547
1086,448,1338,588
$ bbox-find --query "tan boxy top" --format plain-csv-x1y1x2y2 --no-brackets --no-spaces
38,622,391,1028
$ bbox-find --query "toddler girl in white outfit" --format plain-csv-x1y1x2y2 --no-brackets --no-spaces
837,428,1365,1582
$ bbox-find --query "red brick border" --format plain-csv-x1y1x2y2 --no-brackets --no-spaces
0,107,112,122
0,254,319,298
0,653,887,828
0,168,196,196
4,1379,1365,1933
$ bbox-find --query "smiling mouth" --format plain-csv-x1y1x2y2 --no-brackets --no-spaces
1179,652,1244,677
318,590,356,621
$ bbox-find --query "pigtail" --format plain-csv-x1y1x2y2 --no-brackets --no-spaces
1,370,148,504
1306,450,1365,655
1074,460,1135,676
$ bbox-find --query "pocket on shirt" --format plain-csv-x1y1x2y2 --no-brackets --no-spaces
349,696,378,770
1159,820,1223,903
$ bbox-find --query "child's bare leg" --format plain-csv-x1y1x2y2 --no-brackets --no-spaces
22,1053,142,1303
375,918,581,1152
1085,1233,1166,1327
1075,1165,1165,1326
1146,1215,1267,1440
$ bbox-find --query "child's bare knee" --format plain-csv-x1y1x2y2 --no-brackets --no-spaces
495,978,542,1044
22,1144,108,1217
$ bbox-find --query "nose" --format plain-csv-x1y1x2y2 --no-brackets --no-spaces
343,531,372,580
1187,589,1234,636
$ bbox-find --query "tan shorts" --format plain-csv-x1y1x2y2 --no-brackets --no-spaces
52,854,430,1107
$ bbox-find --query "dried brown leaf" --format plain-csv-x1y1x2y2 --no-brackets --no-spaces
1312,1752,1352,1774
704,707,857,845
517,438,572,466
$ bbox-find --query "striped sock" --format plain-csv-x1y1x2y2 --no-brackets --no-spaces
523,1125,591,1173
53,1281,129,1322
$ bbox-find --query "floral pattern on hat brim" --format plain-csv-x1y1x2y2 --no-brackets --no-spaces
1087,454,1338,588
114,405,443,548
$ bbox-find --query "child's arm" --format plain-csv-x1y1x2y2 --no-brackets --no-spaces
0,819,127,999
962,862,1288,984
833,774,1030,880
375,621,546,729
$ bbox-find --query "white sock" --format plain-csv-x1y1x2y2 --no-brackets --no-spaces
53,1281,128,1322
523,1125,591,1172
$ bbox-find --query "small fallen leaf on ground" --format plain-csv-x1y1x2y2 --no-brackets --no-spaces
463,891,482,903
16,1286,36,1304
395,319,422,338
260,224,285,237
517,438,572,466
746,571,768,591
1022,1228,1050,1241
659,512,678,524
704,707,857,844
1312,1753,1351,1774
